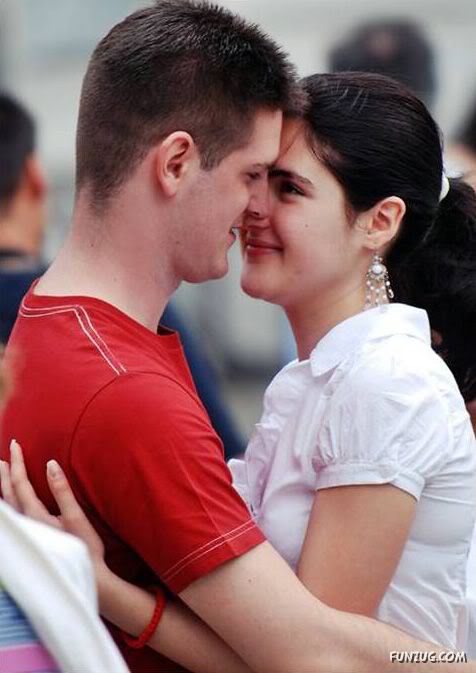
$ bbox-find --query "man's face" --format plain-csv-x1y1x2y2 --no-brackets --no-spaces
172,108,283,283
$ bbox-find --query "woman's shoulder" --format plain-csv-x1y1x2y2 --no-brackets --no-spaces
339,330,457,402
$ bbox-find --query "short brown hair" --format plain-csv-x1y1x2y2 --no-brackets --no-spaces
76,0,303,212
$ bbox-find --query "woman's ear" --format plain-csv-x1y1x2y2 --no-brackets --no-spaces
362,196,406,251
154,131,199,197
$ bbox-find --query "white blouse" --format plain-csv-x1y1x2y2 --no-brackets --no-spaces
229,304,476,648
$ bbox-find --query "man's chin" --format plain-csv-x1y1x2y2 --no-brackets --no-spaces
185,260,229,284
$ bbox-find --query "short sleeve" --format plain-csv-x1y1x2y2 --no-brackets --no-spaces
313,347,452,500
70,373,264,593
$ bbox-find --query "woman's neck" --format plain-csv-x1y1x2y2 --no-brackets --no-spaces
286,283,367,361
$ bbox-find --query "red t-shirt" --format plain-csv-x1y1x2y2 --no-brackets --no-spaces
0,288,265,673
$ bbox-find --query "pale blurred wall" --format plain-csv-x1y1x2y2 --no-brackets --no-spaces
1,0,475,372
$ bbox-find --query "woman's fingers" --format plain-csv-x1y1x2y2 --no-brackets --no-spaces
0,458,20,511
46,460,105,561
2,440,104,561
9,440,61,529
46,459,85,524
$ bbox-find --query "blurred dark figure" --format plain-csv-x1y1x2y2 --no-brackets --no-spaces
329,20,436,108
460,100,476,155
448,96,476,191
0,93,47,344
161,303,245,459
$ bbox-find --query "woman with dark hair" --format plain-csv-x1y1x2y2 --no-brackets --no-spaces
231,71,476,648
2,73,476,661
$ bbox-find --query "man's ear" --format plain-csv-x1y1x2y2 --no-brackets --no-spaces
359,196,406,251
154,131,199,197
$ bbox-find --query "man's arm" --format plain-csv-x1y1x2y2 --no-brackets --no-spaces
2,448,471,673
70,377,474,673
181,542,473,673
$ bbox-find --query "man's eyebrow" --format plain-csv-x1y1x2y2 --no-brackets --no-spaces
268,167,313,186
250,162,272,170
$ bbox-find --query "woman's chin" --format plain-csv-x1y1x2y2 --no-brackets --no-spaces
240,276,281,304
241,276,267,300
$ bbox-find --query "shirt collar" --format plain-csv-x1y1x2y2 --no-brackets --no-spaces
309,303,431,377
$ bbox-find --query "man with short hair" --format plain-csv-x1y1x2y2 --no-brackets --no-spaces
1,3,472,672
0,93,47,343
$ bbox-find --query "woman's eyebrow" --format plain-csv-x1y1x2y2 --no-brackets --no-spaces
268,166,313,186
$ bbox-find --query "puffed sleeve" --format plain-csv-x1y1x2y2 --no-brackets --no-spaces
313,344,452,500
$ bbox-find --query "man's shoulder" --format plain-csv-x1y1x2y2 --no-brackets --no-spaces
9,293,188,386
4,299,200,451
74,370,207,450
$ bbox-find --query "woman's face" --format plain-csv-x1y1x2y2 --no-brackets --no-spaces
240,119,369,311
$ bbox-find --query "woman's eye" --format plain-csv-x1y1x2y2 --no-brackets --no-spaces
247,172,261,181
280,181,303,196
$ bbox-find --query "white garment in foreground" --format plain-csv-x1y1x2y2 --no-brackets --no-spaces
229,304,476,648
0,499,130,673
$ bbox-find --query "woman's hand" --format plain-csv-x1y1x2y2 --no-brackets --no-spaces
0,440,105,569
0,441,253,672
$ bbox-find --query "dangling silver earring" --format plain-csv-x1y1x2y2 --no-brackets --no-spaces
364,251,394,310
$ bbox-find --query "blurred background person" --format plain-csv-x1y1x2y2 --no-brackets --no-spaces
328,19,436,108
161,303,246,459
0,92,47,345
447,94,476,191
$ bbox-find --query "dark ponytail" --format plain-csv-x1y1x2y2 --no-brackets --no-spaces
301,72,476,401
395,178,476,401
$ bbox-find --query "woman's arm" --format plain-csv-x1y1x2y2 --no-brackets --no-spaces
0,442,251,673
296,484,417,616
97,566,251,673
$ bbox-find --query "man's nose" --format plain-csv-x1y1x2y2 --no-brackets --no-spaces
247,181,270,224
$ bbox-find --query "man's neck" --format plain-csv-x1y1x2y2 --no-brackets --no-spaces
36,213,178,333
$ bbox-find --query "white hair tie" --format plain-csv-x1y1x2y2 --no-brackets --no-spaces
439,174,450,202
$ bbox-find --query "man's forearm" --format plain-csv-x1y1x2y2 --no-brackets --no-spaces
314,603,472,673
180,543,473,673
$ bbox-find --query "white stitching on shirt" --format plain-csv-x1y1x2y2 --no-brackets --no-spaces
161,519,254,578
19,306,124,376
162,519,256,582
21,301,127,374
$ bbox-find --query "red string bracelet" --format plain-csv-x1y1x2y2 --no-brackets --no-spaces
120,590,167,649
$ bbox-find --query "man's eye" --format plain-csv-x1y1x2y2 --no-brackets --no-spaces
247,172,261,181
280,181,303,196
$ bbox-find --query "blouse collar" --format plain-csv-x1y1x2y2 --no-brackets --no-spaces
309,303,431,378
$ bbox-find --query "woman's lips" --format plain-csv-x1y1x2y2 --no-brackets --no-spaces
245,241,282,256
